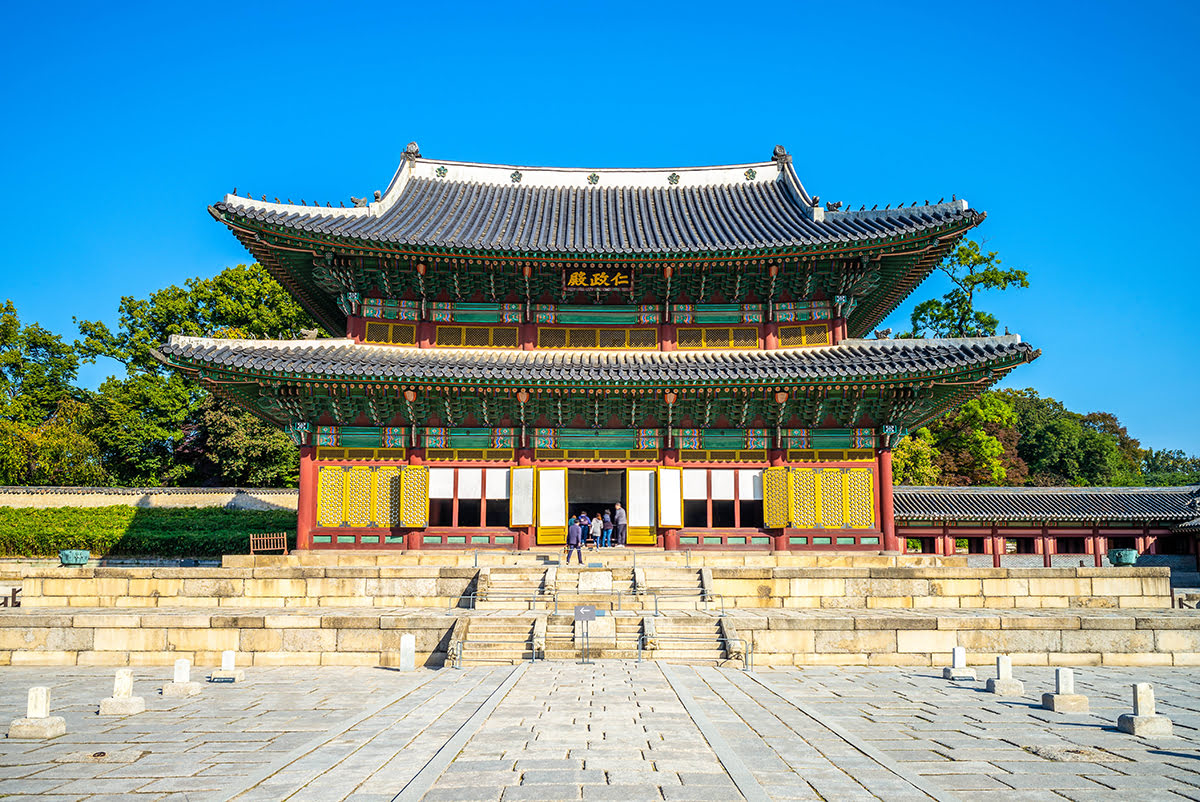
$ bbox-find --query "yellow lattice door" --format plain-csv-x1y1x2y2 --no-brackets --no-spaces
846,468,875,529
790,468,817,528
374,467,401,527
399,465,429,528
345,467,372,527
317,467,346,528
762,467,790,528
817,469,846,528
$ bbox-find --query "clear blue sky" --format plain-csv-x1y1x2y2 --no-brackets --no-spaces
2,1,1197,454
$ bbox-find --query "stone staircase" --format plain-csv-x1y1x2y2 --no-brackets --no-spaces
478,567,548,609
648,617,728,665
455,617,535,665
641,567,707,609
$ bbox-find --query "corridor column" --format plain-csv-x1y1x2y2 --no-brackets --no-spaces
296,446,317,551
878,447,898,552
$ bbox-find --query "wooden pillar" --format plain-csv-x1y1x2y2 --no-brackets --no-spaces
660,324,676,352
830,318,845,345
1093,525,1103,567
763,323,779,350
877,447,898,552
296,446,317,551
768,448,786,467
418,322,434,349
520,323,536,350
992,524,1002,568
1042,524,1052,567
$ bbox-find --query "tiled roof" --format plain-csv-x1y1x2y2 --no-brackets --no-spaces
894,485,1200,524
212,146,979,255
156,335,1035,386
1175,517,1200,533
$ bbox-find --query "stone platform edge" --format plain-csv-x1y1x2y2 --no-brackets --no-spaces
2,607,1199,668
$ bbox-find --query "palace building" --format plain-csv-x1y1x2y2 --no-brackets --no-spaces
157,143,1039,551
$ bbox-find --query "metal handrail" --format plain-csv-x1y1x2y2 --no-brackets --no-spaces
446,587,726,617
451,637,538,669
636,633,752,671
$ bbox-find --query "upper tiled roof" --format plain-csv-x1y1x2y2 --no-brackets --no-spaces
156,335,1034,387
211,145,980,255
894,485,1200,524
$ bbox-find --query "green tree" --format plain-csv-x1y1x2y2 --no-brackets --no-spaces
178,395,300,487
891,428,942,485
900,240,1029,338
1142,449,1200,487
0,300,83,424
76,264,315,486
0,400,106,486
928,394,1028,485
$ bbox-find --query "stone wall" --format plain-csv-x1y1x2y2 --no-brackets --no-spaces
733,609,1200,667
0,610,454,667
0,486,297,511
2,608,1198,668
710,566,1172,610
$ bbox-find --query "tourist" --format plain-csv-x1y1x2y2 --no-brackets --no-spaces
566,516,583,564
589,513,602,551
601,509,613,548
578,511,592,548
614,503,627,546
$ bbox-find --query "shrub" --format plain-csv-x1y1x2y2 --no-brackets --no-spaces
0,506,296,557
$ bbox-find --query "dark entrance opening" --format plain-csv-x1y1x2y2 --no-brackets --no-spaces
567,469,625,523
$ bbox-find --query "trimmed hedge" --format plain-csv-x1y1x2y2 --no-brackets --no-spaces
0,506,297,558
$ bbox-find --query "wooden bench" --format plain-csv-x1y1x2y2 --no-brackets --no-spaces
0,588,20,608
249,532,289,555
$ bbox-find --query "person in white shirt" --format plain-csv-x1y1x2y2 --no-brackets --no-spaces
589,513,603,551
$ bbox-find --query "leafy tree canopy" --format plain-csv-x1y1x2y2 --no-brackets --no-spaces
75,264,315,486
900,240,1029,339
0,300,82,424
0,399,106,486
891,428,941,486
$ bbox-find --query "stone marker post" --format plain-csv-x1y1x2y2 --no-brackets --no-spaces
100,668,146,716
986,655,1024,696
1117,682,1173,737
1041,667,1088,713
399,633,416,671
211,650,245,682
942,646,976,680
162,658,202,698
7,687,67,739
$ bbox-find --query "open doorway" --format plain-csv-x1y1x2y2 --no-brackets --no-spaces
567,469,625,523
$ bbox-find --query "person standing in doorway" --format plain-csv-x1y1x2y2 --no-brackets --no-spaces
614,502,628,546
578,511,592,549
601,509,613,548
589,512,602,552
566,516,583,564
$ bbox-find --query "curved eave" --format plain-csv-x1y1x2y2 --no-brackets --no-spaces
155,336,1038,394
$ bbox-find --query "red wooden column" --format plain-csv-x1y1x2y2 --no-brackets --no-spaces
661,449,679,550
877,447,898,552
763,323,779,350
660,324,677,352
296,446,318,551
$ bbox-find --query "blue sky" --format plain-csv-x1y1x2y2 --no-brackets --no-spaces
1,0,1197,454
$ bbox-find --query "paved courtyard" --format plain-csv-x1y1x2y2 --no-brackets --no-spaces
0,662,1198,801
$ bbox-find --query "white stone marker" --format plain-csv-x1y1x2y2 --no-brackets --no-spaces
1041,667,1089,713
1117,682,1173,737
100,668,146,716
210,650,244,682
7,687,67,739
162,658,202,698
942,646,976,680
399,634,416,671
986,655,1024,697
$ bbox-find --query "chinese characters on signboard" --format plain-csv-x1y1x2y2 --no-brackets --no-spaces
563,265,633,291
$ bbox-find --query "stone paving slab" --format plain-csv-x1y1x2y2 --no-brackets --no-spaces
2,663,1200,800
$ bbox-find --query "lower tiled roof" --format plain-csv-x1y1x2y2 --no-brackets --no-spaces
894,485,1200,524
156,335,1035,387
